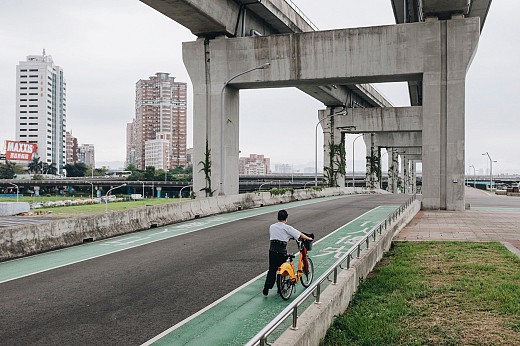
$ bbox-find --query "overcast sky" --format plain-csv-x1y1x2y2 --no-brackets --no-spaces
0,0,517,175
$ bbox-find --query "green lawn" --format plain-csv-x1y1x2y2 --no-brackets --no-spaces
0,195,188,217
321,242,520,346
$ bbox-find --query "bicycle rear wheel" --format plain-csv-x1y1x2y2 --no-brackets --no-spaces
276,272,293,300
300,257,314,288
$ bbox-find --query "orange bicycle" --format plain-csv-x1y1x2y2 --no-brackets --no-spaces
276,235,314,300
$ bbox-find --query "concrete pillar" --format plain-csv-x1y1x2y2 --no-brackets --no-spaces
183,38,241,197
411,161,417,194
388,148,399,193
320,109,346,187
401,156,409,194
421,19,477,210
364,134,380,189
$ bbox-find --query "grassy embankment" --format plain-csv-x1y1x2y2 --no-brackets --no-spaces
1,196,188,217
322,241,520,345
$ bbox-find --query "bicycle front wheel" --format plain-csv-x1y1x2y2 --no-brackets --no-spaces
300,257,314,288
277,272,293,300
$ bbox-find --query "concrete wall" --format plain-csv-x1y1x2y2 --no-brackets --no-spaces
0,202,30,216
273,199,421,346
0,188,378,262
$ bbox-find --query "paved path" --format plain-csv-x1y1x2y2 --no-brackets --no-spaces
395,187,520,255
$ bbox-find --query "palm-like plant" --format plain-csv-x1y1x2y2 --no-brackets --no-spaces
28,157,43,174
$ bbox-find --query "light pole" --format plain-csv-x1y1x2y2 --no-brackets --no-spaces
352,134,363,188
138,180,145,198
179,184,192,199
85,181,94,200
9,183,19,203
304,181,314,189
105,183,127,213
258,182,272,191
482,152,497,191
469,164,476,188
220,62,270,195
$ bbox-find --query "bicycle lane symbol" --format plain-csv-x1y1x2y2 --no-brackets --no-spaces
314,224,374,260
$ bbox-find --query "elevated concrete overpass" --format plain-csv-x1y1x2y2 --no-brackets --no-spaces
141,0,491,211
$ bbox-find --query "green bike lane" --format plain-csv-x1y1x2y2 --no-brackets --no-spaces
144,204,400,346
0,195,348,284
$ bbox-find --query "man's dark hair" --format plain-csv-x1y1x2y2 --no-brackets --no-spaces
277,210,288,221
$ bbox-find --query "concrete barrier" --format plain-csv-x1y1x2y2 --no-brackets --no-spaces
0,187,372,262
0,202,30,216
273,199,421,346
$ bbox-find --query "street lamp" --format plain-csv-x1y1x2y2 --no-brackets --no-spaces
469,164,476,188
105,183,127,213
352,134,363,188
258,182,272,191
220,62,270,195
85,181,94,200
482,152,497,191
304,181,314,189
137,180,145,198
179,184,192,199
9,183,19,203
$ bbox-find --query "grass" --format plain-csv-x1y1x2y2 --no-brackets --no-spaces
321,242,520,346
0,195,188,217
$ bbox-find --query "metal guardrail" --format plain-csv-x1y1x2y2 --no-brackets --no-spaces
245,195,417,346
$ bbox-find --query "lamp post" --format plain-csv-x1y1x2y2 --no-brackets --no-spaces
85,181,94,200
220,62,270,195
482,152,497,191
105,183,127,213
469,164,476,188
179,184,192,199
9,183,19,203
137,180,145,198
304,181,314,189
258,182,272,191
352,134,363,188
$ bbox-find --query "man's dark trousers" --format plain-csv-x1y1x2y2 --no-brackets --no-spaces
264,250,287,290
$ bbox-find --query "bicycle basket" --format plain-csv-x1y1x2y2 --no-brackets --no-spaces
302,232,314,251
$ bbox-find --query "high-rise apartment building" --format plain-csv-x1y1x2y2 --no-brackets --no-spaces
239,154,271,175
65,131,78,164
77,144,95,168
130,72,187,169
15,51,66,172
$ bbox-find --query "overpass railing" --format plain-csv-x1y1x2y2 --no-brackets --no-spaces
283,0,319,31
245,195,417,346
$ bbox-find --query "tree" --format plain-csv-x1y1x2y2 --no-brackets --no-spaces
0,161,17,179
144,166,156,181
28,157,43,174
64,162,88,177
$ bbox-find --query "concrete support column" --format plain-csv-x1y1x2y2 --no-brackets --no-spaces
411,161,417,194
320,109,346,187
401,156,409,194
421,19,477,210
388,148,399,193
183,38,240,197
364,134,380,189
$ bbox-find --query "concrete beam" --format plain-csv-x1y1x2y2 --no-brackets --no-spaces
374,132,422,148
184,18,479,88
334,107,422,133
396,148,422,155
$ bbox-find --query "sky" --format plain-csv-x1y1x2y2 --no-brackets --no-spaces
0,0,518,175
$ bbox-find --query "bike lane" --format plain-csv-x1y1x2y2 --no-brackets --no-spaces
143,205,400,346
0,196,347,284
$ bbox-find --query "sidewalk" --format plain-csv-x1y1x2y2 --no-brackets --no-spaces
395,209,520,256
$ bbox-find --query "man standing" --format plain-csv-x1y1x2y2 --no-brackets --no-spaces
263,210,313,296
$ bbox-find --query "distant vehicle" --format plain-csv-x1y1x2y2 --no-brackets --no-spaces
106,170,132,178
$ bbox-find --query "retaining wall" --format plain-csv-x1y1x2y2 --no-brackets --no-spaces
273,199,421,346
0,202,30,216
0,187,377,262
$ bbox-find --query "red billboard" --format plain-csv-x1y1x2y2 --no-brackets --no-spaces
5,140,37,161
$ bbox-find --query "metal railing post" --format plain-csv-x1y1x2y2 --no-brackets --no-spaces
291,306,298,330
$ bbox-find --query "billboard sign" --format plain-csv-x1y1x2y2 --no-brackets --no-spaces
5,140,37,161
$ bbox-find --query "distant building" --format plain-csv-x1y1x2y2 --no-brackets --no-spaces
65,131,78,164
126,121,137,167
274,163,292,174
15,50,66,172
130,72,187,169
145,132,171,170
239,154,271,175
77,144,95,168
186,147,193,167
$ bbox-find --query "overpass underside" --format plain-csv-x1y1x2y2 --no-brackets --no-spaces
142,0,488,211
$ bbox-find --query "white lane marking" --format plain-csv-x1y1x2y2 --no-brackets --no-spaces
0,195,352,284
141,205,386,344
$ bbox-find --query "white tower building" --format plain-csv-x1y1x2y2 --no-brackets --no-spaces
15,50,66,172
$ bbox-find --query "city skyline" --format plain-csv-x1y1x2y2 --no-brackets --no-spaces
0,1,518,174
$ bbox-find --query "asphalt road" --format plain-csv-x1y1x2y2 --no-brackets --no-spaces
0,194,410,346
